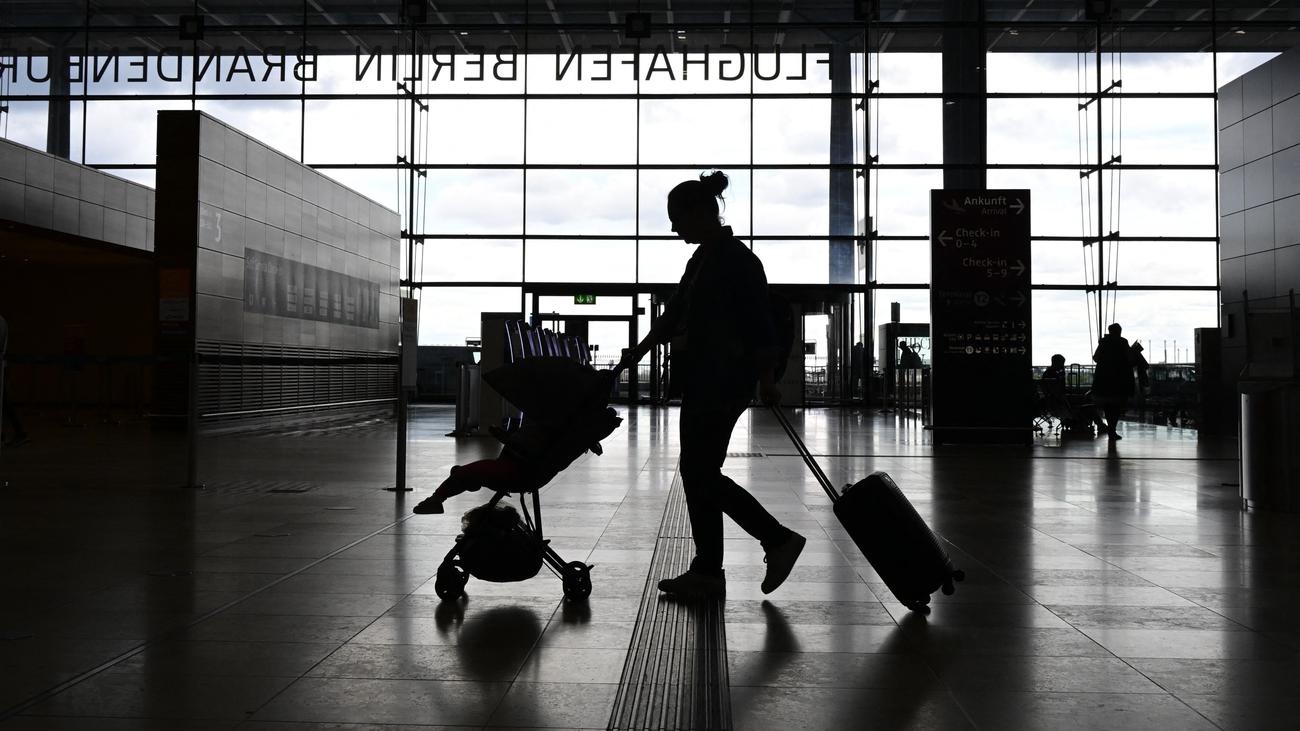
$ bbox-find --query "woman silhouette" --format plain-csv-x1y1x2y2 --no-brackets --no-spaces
615,171,805,599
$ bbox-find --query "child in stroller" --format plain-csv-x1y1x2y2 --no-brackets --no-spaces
412,362,620,514
412,356,622,600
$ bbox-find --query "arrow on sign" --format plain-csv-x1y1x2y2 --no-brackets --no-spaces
1010,291,1027,307
1011,198,1026,215
937,230,953,247
1011,259,1026,276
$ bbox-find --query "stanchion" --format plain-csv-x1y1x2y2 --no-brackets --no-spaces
387,387,414,493
390,297,418,494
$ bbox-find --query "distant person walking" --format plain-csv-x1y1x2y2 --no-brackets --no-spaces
614,171,805,599
850,340,865,399
1131,341,1150,393
898,341,923,369
1092,323,1135,440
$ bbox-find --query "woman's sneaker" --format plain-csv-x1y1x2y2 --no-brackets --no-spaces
761,532,806,594
657,570,726,599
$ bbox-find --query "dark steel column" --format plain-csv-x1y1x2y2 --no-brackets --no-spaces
942,0,986,190
829,44,855,284
46,50,71,159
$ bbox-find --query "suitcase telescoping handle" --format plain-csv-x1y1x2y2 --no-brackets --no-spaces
769,406,841,503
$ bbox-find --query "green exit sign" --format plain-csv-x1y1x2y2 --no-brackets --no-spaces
574,294,597,305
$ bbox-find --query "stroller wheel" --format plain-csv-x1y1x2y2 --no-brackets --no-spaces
562,561,592,601
435,561,468,600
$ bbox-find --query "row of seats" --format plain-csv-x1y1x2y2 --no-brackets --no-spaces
504,321,590,366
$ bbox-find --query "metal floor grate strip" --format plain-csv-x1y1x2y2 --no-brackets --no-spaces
608,469,730,731
200,480,317,495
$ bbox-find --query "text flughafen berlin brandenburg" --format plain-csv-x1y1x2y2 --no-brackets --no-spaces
0,45,836,85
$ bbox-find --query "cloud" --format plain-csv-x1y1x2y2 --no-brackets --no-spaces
524,169,637,233
1,102,49,151
420,239,521,281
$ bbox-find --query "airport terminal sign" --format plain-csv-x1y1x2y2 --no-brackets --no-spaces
929,189,1032,444
0,44,838,86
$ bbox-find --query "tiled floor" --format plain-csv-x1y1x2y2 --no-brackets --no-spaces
2,405,1298,730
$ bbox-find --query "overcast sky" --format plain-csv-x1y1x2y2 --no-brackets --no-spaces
0,48,1277,366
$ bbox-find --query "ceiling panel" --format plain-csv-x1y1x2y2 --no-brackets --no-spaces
0,1,1296,53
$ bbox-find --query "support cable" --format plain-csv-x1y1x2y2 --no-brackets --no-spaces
872,49,880,244
521,6,530,316
1111,41,1124,327
395,49,406,233
869,49,881,354
748,0,755,249
1094,22,1105,342
81,0,89,164
1077,47,1096,348
1106,44,1119,325
0,2,8,137
1,48,9,138
417,37,431,287
633,0,642,286
413,41,426,291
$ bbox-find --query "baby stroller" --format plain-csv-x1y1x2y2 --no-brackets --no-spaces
433,322,621,602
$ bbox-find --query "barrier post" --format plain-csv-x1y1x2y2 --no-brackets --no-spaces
392,385,410,493
389,297,418,494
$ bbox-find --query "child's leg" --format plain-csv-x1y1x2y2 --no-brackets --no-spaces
446,458,528,493
412,457,530,515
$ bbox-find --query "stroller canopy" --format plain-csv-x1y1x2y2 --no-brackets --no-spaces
483,356,607,421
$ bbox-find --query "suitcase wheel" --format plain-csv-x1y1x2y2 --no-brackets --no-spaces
435,561,468,601
562,561,592,601
940,569,965,596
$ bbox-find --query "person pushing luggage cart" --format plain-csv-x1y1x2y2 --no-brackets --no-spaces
613,171,806,600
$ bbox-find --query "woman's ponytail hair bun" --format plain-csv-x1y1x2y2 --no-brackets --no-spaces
700,170,729,198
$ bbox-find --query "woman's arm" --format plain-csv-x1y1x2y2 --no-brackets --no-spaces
615,329,661,374
613,264,691,374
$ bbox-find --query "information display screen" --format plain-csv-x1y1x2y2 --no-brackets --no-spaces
243,248,381,329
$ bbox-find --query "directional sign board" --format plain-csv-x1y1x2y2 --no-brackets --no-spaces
929,189,1032,444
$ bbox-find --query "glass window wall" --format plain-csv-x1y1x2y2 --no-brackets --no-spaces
2,8,1273,366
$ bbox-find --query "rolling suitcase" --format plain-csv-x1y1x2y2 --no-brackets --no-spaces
771,407,964,614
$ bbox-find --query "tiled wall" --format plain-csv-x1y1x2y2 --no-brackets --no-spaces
0,137,154,252
152,111,400,419
190,113,400,352
1218,46,1300,384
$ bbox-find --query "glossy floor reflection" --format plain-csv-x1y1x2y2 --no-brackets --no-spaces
1,405,1297,730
